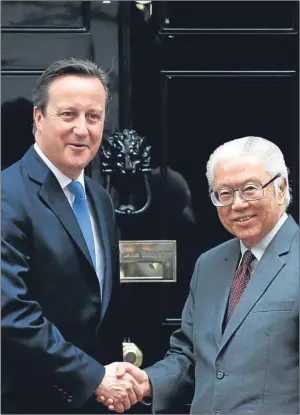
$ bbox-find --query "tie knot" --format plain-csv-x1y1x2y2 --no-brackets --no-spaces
69,181,86,200
241,250,255,267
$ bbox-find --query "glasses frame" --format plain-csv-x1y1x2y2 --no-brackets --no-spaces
210,173,280,207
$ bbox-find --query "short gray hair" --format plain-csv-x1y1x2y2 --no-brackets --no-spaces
32,57,110,133
206,136,291,208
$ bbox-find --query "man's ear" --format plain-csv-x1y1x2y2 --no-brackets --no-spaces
33,106,43,131
277,177,287,205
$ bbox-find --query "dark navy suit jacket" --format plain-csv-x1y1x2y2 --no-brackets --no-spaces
1,146,122,414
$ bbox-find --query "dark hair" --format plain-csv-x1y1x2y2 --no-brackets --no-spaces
32,57,110,133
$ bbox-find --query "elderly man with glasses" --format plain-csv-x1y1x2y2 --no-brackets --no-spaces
100,136,299,414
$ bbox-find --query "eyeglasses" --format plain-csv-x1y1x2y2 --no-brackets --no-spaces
210,173,280,207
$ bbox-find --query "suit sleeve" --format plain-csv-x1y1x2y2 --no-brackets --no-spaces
144,258,200,413
1,192,105,409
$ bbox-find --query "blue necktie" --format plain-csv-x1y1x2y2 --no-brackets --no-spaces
69,181,96,269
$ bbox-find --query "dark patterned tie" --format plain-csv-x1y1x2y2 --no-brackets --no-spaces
226,250,255,324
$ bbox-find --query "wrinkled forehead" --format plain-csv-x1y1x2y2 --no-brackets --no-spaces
213,155,270,187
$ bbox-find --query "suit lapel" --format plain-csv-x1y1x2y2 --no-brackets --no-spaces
219,215,298,353
86,179,112,319
214,239,240,347
219,249,285,351
24,146,94,268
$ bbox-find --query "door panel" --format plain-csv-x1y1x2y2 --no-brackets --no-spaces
159,1,297,32
2,75,39,169
1,1,86,28
2,33,92,70
161,69,298,314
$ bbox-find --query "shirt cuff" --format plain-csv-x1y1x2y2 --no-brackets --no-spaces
141,397,152,406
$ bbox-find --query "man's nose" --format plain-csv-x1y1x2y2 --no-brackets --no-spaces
73,115,88,136
231,190,249,210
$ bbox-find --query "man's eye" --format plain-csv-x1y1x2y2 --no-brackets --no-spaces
219,190,232,197
243,184,259,192
62,112,74,117
88,113,101,120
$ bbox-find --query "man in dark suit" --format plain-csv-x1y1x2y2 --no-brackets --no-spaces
1,58,142,414
102,136,299,414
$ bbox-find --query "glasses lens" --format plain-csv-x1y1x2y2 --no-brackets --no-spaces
241,183,263,201
215,188,233,206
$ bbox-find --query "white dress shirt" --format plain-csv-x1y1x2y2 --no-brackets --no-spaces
34,143,104,297
240,212,288,274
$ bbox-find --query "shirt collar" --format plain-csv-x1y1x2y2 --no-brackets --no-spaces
34,143,85,191
240,212,288,260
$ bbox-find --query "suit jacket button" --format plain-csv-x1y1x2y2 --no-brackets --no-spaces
216,370,225,379
67,395,73,403
58,388,64,396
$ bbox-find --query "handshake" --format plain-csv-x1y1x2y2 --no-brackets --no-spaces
94,362,152,413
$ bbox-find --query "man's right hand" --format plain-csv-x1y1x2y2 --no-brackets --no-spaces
95,362,143,413
97,363,152,412
116,363,152,397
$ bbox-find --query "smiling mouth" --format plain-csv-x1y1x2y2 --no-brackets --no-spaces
234,215,254,223
69,143,87,148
